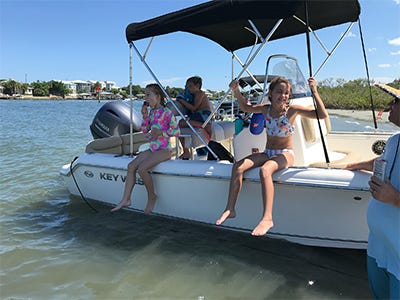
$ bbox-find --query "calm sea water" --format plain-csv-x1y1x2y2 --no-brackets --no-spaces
0,100,396,300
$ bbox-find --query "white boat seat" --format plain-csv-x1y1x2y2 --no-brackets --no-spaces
179,121,235,149
293,106,359,168
309,150,361,169
300,116,331,143
167,100,235,147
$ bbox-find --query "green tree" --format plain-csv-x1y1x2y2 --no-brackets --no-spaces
318,78,399,110
122,84,144,97
2,79,22,95
49,80,70,97
31,81,49,97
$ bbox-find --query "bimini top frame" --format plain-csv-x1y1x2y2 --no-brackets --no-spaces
126,0,360,52
125,0,361,156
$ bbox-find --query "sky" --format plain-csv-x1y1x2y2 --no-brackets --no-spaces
1,0,399,91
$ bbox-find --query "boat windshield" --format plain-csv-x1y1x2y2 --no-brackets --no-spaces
265,56,311,99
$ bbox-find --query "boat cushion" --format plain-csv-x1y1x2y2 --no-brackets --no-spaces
180,121,235,149
309,150,361,169
300,116,331,143
85,132,148,155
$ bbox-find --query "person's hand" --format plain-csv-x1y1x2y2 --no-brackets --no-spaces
343,162,360,170
308,77,318,94
229,80,240,92
369,176,400,206
150,126,162,138
141,101,149,117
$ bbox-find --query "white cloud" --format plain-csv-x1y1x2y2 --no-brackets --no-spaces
378,64,391,68
394,0,400,5
389,37,400,46
390,50,400,55
368,48,377,53
346,31,357,38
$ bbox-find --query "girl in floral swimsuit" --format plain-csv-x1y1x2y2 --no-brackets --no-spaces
216,76,328,236
111,84,180,214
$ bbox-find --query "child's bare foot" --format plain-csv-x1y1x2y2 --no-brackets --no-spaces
144,195,157,214
110,199,131,212
251,219,273,236
216,209,236,225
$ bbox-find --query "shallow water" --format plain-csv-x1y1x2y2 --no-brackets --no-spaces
1,100,395,299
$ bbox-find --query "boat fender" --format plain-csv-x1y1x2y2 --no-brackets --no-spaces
250,113,265,135
234,117,244,135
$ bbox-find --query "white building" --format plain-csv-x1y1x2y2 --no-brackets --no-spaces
61,79,120,96
105,81,117,91
61,80,77,95
72,80,91,94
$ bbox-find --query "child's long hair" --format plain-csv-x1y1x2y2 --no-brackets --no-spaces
146,83,166,106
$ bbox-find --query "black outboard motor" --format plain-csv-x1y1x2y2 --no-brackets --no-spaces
90,101,142,139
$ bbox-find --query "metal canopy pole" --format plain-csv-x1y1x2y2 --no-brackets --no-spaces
230,52,234,120
358,19,377,129
232,52,264,95
203,18,284,127
293,15,355,78
313,22,355,77
129,43,134,156
304,0,330,166
130,41,218,159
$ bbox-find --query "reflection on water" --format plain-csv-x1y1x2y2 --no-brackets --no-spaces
1,196,370,299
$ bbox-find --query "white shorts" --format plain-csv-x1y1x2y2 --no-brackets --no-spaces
264,148,294,157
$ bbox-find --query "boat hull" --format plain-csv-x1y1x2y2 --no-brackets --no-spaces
60,153,372,249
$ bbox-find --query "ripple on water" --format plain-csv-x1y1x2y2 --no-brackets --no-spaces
1,101,372,299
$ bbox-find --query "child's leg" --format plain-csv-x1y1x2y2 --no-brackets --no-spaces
216,153,267,225
178,119,191,159
137,148,172,214
252,152,293,236
111,151,150,212
188,120,212,140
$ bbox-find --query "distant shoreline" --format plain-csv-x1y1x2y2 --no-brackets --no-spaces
0,96,99,101
327,109,390,122
0,95,121,100
0,97,390,123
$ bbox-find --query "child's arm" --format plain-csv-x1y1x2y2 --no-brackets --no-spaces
141,104,151,134
344,158,375,171
179,91,207,112
163,111,180,137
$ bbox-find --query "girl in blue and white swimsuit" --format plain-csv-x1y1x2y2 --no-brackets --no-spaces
216,76,328,236
264,105,295,157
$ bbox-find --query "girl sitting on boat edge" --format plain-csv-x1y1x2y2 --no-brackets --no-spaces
111,84,180,214
216,76,328,236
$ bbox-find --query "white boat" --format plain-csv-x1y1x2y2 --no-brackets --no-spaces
60,0,393,249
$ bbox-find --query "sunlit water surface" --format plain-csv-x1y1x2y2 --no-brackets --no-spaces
1,100,396,299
